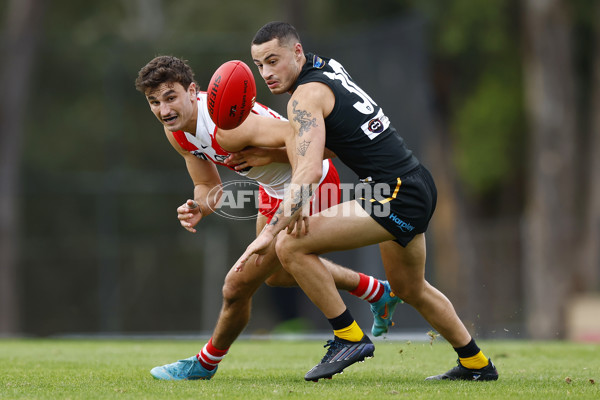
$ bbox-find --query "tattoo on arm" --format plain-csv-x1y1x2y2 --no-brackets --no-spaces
289,184,313,215
268,184,314,226
297,140,311,156
269,208,283,226
292,100,317,137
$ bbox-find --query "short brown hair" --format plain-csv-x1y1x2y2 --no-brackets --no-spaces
135,55,196,94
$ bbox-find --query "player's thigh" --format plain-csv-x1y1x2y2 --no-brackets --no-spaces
278,200,396,255
378,234,427,296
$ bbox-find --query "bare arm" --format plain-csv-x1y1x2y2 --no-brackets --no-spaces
224,146,288,170
217,104,336,168
266,89,328,233
216,112,292,152
225,145,335,170
234,82,334,270
220,110,336,170
164,128,223,232
217,112,294,169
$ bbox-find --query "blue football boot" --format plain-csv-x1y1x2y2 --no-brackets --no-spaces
150,356,217,380
370,280,403,337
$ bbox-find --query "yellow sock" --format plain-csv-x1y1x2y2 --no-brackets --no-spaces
459,351,489,370
333,320,364,342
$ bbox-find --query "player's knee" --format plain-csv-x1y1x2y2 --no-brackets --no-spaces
390,281,425,306
274,232,296,269
221,274,250,304
264,275,279,287
264,273,285,287
264,270,297,287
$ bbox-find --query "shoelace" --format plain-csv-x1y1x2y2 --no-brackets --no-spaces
320,339,344,363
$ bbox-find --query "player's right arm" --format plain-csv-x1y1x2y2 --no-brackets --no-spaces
164,127,223,233
216,112,291,152
220,112,337,170
224,145,337,171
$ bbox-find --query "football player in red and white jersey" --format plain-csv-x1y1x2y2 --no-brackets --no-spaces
135,56,402,380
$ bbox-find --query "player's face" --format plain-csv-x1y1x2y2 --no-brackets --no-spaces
145,82,197,132
251,38,302,95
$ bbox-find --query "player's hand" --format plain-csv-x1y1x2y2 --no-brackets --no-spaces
177,199,202,233
225,147,272,170
287,213,309,237
234,229,276,272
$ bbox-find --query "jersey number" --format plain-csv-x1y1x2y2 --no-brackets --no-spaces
323,59,389,140
323,60,377,115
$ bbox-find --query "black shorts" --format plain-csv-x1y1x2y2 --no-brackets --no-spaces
355,164,437,247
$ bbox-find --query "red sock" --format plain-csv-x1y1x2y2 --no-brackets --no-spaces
196,337,229,371
349,273,384,303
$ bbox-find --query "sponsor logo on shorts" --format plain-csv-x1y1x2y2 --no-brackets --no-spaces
388,213,415,232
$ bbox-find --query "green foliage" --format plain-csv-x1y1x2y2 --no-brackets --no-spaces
1,339,599,399
416,0,525,195
454,70,524,194
324,0,411,30
422,0,514,58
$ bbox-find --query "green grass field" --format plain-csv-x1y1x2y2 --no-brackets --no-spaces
1,338,598,399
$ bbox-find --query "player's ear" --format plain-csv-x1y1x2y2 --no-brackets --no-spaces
294,42,303,61
188,82,197,99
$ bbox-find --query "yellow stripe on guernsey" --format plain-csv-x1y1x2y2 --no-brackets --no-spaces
364,177,402,204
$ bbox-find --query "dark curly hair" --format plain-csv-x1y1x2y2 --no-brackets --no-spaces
135,55,196,94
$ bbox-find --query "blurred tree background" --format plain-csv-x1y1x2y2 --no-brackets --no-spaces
0,0,598,340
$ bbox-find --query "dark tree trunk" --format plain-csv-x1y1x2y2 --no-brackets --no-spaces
0,0,45,334
522,0,578,339
578,2,600,292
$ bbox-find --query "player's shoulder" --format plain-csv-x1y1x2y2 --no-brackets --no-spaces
163,126,187,154
292,80,334,112
294,80,331,98
295,53,335,89
196,91,217,131
196,91,208,112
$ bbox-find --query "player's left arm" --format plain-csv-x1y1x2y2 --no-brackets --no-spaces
273,82,330,233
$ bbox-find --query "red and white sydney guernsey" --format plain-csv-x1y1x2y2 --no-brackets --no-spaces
171,92,330,200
